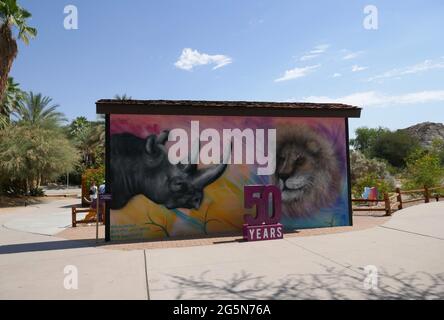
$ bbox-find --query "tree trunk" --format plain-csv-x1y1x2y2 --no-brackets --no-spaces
0,23,18,107
25,178,29,195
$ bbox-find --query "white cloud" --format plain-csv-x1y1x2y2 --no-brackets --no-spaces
310,44,330,54
299,44,329,61
367,58,444,81
300,54,320,61
352,65,368,72
343,51,364,60
302,90,444,107
275,64,320,82
332,73,342,78
174,48,232,71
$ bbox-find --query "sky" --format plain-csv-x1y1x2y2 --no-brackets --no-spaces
10,0,444,137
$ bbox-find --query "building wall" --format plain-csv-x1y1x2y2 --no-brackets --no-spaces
108,114,350,241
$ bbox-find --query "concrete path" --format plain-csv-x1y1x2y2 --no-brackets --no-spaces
0,199,443,299
1,198,87,236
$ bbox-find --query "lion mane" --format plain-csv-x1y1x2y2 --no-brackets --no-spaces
274,124,341,218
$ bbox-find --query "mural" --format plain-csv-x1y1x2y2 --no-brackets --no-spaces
109,114,350,241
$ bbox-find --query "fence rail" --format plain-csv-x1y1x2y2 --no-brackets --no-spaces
352,185,444,216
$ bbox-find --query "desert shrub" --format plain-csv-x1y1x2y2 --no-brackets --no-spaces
403,149,444,189
350,151,395,199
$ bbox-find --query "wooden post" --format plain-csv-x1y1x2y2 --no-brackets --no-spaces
71,207,76,227
424,185,430,203
396,187,403,210
384,192,391,216
96,197,99,243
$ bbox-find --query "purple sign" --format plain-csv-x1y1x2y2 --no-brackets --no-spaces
243,185,283,241
99,193,112,201
243,223,283,241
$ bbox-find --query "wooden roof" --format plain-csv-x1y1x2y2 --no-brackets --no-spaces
96,99,361,118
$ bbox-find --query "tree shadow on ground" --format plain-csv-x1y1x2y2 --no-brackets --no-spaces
0,196,43,208
166,266,444,300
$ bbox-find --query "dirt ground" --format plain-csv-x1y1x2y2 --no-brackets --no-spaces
56,213,392,251
0,196,44,208
0,195,79,209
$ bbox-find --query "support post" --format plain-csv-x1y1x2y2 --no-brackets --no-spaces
424,185,430,203
71,207,76,227
396,187,403,210
384,192,391,216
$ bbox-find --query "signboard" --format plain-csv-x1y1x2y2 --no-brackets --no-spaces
99,193,112,201
243,185,283,241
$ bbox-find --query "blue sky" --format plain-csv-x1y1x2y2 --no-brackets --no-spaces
11,0,444,137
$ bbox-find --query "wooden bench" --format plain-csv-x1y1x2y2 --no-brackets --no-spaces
71,207,98,227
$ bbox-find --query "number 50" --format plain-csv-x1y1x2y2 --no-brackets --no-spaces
244,185,282,226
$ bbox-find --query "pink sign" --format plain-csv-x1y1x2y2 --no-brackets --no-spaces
243,185,283,241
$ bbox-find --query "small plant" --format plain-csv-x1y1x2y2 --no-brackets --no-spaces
29,187,44,197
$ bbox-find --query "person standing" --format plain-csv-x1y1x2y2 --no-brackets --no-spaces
98,180,105,195
89,181,98,207
98,180,106,222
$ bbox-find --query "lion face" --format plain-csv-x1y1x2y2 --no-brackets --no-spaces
275,125,341,218
276,141,319,202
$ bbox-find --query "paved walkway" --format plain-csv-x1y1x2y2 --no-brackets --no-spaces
0,199,443,299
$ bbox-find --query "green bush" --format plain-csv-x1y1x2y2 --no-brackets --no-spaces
404,150,443,189
83,166,105,191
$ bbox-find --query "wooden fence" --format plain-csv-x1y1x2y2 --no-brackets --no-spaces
352,185,444,216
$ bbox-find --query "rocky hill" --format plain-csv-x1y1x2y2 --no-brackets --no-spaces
400,122,444,148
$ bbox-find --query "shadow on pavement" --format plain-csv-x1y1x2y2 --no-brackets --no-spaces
0,239,103,254
165,266,444,300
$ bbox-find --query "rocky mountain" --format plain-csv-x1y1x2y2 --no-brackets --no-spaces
400,122,444,148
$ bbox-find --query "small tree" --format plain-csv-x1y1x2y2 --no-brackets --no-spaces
431,139,444,167
0,124,79,194
404,149,443,189
369,130,420,168
350,127,389,155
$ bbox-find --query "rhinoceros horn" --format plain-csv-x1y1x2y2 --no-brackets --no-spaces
192,142,231,188
192,163,227,188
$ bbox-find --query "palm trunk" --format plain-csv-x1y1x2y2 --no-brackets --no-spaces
0,23,18,106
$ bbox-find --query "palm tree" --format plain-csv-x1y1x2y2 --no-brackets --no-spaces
69,116,90,136
0,0,37,102
13,92,66,128
114,94,132,100
0,77,23,128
